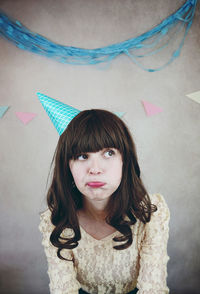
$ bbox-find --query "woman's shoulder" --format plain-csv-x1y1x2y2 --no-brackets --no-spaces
38,208,75,239
147,193,170,227
128,193,169,221
38,207,54,234
39,207,52,223
39,207,51,217
149,193,170,213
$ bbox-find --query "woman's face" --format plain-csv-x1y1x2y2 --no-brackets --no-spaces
69,148,123,202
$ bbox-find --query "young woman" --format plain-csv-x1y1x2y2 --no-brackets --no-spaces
39,108,170,294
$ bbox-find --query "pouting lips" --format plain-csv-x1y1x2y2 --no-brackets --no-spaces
87,182,105,188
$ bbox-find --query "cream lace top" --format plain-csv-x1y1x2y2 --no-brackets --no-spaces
38,193,170,294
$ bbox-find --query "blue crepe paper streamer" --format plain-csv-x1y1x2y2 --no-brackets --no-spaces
0,0,197,72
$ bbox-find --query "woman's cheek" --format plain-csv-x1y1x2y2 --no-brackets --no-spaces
73,165,84,181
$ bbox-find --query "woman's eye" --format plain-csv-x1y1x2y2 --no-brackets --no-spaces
77,154,88,160
104,149,115,158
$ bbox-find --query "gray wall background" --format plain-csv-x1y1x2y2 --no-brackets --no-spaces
0,0,200,293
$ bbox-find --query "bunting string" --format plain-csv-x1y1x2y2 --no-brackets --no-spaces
0,0,197,72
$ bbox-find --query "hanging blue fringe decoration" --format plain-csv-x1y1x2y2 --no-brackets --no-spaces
0,0,197,72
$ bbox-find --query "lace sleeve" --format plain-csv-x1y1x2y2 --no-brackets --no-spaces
38,209,81,294
137,193,170,294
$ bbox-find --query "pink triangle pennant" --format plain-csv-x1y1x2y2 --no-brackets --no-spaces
15,112,37,125
142,100,163,116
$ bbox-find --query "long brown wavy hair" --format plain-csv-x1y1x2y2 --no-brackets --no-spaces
45,109,157,261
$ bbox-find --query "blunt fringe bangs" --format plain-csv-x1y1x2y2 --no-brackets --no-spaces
66,109,127,160
45,109,157,262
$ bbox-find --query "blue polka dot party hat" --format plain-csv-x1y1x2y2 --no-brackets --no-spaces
37,92,80,135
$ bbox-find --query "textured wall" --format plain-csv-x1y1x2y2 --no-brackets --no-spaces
0,0,200,293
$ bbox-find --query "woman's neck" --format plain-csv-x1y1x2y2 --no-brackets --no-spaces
80,199,108,222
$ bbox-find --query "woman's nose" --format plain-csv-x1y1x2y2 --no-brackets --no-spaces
88,157,103,174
